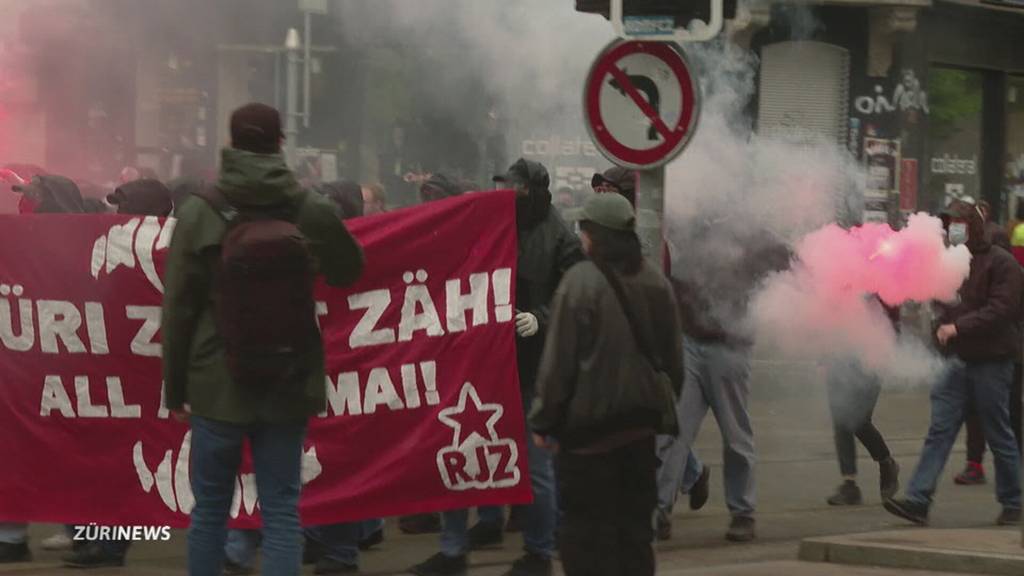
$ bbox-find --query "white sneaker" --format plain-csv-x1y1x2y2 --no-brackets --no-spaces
42,532,73,551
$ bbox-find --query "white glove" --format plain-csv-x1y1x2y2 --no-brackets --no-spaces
515,312,539,338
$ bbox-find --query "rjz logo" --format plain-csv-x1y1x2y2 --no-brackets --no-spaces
436,383,520,490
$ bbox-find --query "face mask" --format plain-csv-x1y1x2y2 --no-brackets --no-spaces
948,222,968,246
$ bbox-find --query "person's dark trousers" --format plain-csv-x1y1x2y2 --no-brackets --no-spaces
188,416,307,576
558,435,657,576
827,360,892,476
964,362,1024,463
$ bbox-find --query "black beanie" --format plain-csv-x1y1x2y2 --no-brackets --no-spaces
230,103,285,154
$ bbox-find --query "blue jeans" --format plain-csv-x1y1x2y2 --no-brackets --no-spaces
224,529,260,569
188,416,306,576
303,519,383,567
906,360,1022,510
0,523,27,544
440,395,557,558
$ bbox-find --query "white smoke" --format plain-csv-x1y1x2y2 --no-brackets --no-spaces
664,38,957,386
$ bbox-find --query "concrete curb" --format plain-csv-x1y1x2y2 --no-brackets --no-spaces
800,529,1024,575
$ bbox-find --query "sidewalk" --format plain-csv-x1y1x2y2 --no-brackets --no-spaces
800,528,1024,575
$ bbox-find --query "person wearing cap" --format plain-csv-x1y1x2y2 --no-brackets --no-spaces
412,159,583,576
419,173,471,204
529,193,683,576
106,179,174,217
885,199,1022,527
591,166,637,206
162,102,364,576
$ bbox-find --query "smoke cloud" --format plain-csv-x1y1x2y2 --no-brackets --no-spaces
752,215,970,382
664,38,964,384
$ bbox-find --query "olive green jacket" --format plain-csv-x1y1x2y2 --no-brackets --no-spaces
162,148,364,423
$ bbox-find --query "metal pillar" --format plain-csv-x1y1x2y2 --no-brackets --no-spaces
636,168,666,265
285,29,301,166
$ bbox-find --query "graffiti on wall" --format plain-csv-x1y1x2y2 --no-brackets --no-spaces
854,70,930,116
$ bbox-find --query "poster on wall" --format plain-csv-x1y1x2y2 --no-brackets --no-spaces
863,138,901,223
900,158,919,213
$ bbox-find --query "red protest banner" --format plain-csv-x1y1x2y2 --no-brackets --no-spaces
0,190,529,528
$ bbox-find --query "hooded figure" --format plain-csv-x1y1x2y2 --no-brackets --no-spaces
935,199,1022,361
494,158,553,230
316,180,365,219
419,173,471,203
885,198,1024,527
13,175,86,214
107,179,174,217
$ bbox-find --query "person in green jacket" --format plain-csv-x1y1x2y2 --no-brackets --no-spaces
162,103,364,576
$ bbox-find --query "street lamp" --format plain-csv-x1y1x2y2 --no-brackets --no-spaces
284,27,301,166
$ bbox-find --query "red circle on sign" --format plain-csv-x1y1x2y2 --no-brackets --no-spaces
584,40,699,169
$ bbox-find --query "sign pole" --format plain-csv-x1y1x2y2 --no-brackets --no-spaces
636,169,666,264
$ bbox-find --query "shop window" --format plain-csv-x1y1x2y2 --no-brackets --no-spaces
1007,76,1024,222
926,67,983,210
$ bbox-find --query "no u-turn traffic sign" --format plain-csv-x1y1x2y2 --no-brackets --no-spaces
584,40,700,170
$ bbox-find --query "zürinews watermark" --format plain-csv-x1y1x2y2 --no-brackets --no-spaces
73,524,172,542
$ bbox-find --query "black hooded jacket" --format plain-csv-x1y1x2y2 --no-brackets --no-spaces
516,186,586,392
109,179,173,217
936,201,1023,361
28,175,86,214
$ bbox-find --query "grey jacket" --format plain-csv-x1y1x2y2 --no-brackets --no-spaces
529,260,684,448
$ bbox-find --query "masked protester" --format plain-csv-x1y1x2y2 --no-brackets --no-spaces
12,175,86,214
411,159,584,576
591,166,637,206
885,199,1023,527
163,103,365,576
530,193,683,576
106,179,174,217
953,200,1024,486
419,173,470,204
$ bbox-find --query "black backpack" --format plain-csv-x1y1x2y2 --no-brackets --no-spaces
195,186,318,388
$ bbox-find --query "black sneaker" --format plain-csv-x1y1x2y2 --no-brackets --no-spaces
997,508,1022,526
357,527,384,551
315,556,359,575
502,552,552,576
0,541,31,564
880,458,900,499
725,516,756,542
689,466,711,511
883,497,929,526
61,543,125,569
827,480,864,506
409,552,468,576
400,513,443,535
223,559,255,575
468,521,504,550
656,509,672,541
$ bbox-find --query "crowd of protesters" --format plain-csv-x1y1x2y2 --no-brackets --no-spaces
1,102,1023,576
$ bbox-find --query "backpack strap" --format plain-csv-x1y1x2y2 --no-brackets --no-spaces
592,260,664,372
192,184,237,222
